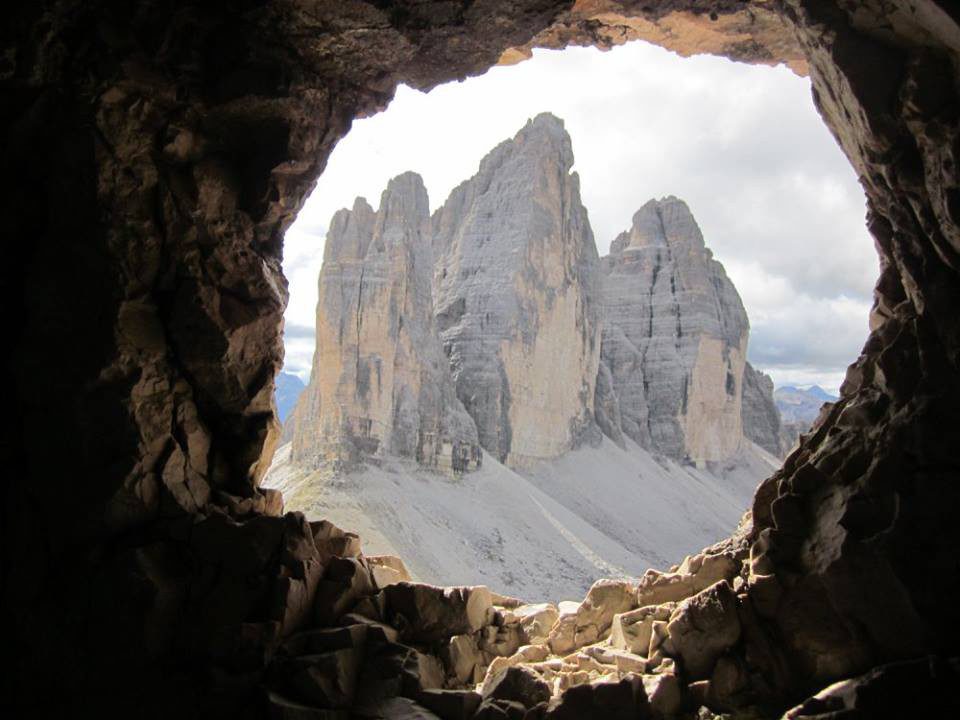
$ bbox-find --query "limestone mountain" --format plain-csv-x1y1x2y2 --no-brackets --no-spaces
740,362,783,457
775,384,838,422
432,113,601,467
596,197,752,467
289,173,480,472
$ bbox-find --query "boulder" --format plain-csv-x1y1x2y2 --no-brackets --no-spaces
265,514,325,635
337,614,399,644
641,673,683,718
478,646,549,696
282,625,368,657
368,555,413,590
574,579,637,638
310,520,362,561
545,676,651,719
482,666,551,708
583,646,647,674
707,654,750,711
609,604,674,655
353,639,445,708
473,700,528,720
382,583,493,644
416,689,482,720
511,603,559,644
636,552,738,608
665,581,741,679
284,648,361,708
547,615,576,656
445,634,484,685
546,580,635,656
314,557,375,625
479,623,524,658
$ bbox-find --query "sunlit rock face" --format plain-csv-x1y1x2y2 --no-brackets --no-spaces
741,362,784,458
433,113,601,467
598,197,749,466
291,173,479,471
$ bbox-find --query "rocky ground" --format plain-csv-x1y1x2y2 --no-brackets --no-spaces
261,505,897,719
265,438,778,600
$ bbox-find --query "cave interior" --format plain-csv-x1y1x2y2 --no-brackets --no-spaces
3,0,960,717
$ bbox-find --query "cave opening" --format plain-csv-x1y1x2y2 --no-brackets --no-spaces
6,2,960,717
265,40,874,602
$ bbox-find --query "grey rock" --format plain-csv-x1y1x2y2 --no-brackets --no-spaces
741,362,783,457
597,197,750,465
432,113,601,467
290,174,480,472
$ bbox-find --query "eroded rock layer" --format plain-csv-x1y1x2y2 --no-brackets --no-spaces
290,174,480,472
598,197,750,466
433,113,601,467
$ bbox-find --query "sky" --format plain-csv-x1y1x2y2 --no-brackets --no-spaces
282,41,878,395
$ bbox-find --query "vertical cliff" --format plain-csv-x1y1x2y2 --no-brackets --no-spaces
597,197,749,466
741,361,783,457
432,113,601,467
291,173,479,471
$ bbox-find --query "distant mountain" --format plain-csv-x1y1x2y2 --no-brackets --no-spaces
774,385,839,424
774,385,839,455
275,371,306,423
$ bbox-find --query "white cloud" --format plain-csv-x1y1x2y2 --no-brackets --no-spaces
282,41,876,391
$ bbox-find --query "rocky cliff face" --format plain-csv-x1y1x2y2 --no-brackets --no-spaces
741,362,783,457
597,197,750,467
433,113,601,467
290,173,480,472
289,124,775,474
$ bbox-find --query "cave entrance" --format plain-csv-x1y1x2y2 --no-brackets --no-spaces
265,40,873,602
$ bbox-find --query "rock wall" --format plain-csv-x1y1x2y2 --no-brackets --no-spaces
597,197,749,466
433,113,601,467
290,174,480,472
5,0,960,716
741,362,784,457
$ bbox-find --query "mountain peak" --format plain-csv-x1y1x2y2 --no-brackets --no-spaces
623,196,703,252
512,112,574,171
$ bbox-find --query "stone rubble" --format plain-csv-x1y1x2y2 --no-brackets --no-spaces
255,514,820,719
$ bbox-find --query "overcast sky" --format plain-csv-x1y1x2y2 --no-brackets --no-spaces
282,41,877,395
